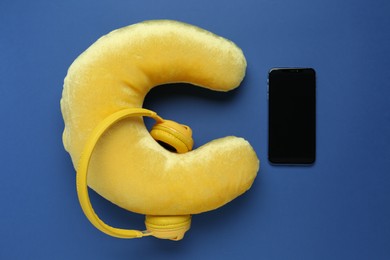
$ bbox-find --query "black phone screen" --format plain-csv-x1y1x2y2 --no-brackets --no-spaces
268,68,316,164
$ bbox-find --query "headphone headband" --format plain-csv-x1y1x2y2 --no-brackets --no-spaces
77,108,163,238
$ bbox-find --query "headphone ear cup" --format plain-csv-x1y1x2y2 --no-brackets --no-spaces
145,215,191,241
150,120,194,153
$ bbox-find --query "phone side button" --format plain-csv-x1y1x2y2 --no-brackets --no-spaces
267,84,269,100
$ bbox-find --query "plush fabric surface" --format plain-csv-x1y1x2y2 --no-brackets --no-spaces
61,20,259,215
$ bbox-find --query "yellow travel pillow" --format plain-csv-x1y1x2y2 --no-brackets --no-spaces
61,20,260,240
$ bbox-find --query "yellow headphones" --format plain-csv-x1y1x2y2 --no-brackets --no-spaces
77,108,195,240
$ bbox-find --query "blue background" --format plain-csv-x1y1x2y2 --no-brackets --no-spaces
1,0,389,259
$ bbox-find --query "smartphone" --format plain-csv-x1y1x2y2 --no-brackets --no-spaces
268,68,316,164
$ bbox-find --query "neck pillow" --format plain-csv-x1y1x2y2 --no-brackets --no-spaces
61,20,259,240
